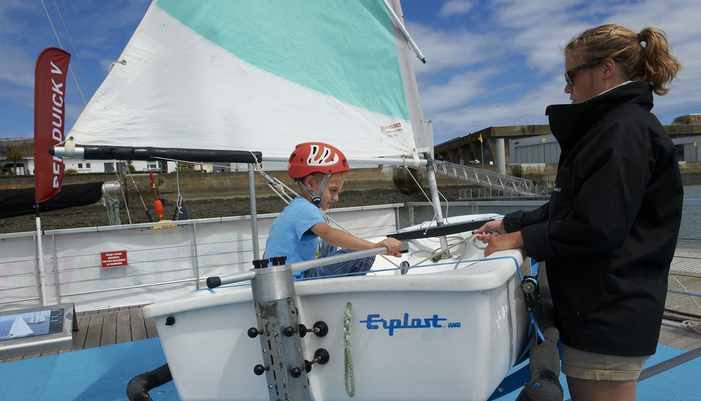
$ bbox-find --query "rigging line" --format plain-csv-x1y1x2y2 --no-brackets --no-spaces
404,166,438,228
437,188,449,218
51,0,87,106
40,0,65,49
114,169,132,224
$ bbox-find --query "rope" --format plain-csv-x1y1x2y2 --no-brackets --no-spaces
344,302,355,397
40,0,65,49
50,0,88,106
681,320,701,335
175,162,185,219
115,170,133,224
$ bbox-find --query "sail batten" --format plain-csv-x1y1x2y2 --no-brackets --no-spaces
70,1,426,160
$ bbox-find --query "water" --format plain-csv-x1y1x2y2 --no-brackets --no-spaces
680,185,701,240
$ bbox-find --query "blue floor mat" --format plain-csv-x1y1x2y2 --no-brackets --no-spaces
0,339,179,401
0,338,698,401
490,343,701,401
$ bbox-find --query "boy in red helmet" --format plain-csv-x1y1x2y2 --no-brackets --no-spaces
265,142,401,279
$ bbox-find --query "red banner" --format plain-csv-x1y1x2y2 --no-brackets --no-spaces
34,48,70,204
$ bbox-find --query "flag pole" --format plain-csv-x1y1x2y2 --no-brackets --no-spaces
34,203,48,306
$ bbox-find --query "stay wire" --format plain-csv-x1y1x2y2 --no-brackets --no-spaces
51,0,88,106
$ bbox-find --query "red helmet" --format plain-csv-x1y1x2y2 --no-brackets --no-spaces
288,142,349,179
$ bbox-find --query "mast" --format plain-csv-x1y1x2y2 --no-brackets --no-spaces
387,0,449,256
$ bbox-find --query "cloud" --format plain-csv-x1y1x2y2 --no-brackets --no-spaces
421,68,498,114
431,75,569,141
416,0,701,141
438,0,474,18
409,22,504,76
0,43,36,88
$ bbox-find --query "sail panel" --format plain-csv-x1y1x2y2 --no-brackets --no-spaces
70,1,419,159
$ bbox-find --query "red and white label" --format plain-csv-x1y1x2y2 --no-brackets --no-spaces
101,250,128,268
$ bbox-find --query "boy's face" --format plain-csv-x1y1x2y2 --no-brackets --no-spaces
305,173,345,211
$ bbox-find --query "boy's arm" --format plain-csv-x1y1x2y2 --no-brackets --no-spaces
311,223,401,256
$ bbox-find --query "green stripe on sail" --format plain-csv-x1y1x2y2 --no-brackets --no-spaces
157,0,409,121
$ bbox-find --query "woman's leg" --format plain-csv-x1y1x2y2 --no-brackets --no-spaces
567,376,636,401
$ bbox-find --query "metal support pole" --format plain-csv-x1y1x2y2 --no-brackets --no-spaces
408,204,415,226
248,164,261,260
35,217,48,306
191,223,201,290
251,262,312,401
394,206,401,231
52,234,61,304
424,156,450,257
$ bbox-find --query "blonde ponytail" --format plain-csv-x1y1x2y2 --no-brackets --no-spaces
566,24,681,95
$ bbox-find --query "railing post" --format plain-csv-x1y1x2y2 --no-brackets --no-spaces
53,233,61,304
191,222,201,290
248,163,261,260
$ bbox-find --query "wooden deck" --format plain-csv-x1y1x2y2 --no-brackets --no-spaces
0,305,159,363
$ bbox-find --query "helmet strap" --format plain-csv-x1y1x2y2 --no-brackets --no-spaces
298,174,331,207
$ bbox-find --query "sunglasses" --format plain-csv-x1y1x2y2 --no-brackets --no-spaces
564,59,602,86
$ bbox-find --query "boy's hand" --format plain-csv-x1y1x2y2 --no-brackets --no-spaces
377,238,401,257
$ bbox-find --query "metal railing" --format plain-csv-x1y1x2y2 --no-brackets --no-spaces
0,204,403,311
434,160,540,197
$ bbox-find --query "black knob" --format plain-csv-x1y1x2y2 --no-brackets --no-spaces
247,327,260,338
165,316,176,326
252,259,269,269
304,360,312,373
282,326,296,337
298,321,328,337
313,348,330,365
313,321,328,337
253,364,267,376
271,256,287,266
206,276,222,289
289,367,302,378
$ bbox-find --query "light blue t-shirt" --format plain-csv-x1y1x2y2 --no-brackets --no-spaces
265,197,325,265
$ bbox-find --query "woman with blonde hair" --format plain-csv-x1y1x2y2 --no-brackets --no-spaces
475,24,683,401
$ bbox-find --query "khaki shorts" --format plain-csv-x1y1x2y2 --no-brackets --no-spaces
560,343,648,381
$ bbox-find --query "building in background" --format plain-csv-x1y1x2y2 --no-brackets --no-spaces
0,138,177,176
435,114,701,167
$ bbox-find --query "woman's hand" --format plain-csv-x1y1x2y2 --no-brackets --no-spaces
476,231,524,256
473,219,506,239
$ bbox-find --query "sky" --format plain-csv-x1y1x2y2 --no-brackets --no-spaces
1,0,700,145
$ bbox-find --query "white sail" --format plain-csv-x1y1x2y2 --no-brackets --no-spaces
70,0,427,160
8,316,34,338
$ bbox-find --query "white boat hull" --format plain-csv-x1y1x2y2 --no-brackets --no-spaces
144,217,529,401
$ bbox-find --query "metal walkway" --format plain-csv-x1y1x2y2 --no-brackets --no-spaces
434,160,539,197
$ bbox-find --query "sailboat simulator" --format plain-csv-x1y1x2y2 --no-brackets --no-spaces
46,1,532,400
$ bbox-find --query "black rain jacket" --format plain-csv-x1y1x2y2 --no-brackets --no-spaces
503,81,683,356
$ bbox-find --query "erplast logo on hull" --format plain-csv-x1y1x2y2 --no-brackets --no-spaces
360,313,462,336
